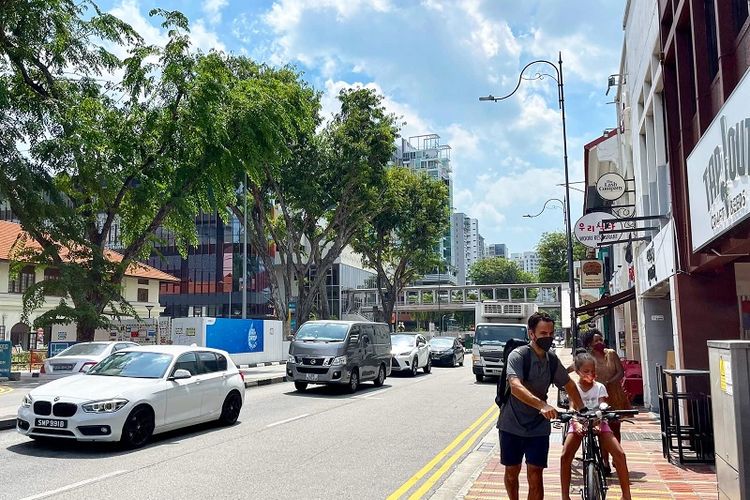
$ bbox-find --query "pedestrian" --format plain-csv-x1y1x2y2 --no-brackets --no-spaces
580,328,630,474
560,352,632,500
498,312,583,500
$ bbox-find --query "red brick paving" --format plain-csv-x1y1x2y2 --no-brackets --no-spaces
464,412,717,499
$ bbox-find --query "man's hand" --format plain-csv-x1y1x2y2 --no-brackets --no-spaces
539,403,558,420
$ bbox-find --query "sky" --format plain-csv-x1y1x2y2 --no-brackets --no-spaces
97,0,626,253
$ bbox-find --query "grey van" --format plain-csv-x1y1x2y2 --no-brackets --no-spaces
286,321,393,393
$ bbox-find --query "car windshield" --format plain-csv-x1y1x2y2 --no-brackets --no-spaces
475,325,527,346
87,351,173,379
430,338,454,348
391,334,416,347
58,343,109,357
295,323,349,342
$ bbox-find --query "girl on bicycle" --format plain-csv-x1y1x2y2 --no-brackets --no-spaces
560,353,632,500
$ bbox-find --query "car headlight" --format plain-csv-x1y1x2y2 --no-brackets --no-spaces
82,399,129,413
472,353,482,364
288,354,296,364
331,355,347,366
22,394,32,408
399,351,412,356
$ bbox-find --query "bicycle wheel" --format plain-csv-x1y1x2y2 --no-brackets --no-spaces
584,462,601,499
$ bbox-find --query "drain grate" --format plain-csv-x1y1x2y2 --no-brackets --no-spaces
475,442,496,452
622,432,661,441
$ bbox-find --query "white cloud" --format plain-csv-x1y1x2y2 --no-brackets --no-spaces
458,0,520,60
190,19,226,52
320,79,433,140
445,123,480,160
203,0,228,25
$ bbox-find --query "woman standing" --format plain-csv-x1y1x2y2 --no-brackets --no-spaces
581,329,630,473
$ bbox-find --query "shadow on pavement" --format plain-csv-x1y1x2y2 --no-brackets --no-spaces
6,419,242,458
283,382,394,399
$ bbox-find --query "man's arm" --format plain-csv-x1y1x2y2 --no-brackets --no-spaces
509,376,558,420
564,379,584,410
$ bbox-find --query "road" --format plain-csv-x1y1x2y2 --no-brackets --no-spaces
0,362,497,500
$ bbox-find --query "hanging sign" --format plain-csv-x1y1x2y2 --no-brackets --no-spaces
580,260,604,288
596,172,626,201
574,211,622,248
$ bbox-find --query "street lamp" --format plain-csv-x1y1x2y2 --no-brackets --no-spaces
480,52,578,350
523,198,566,224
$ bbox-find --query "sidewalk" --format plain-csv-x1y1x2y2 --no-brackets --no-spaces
0,363,289,431
459,411,717,499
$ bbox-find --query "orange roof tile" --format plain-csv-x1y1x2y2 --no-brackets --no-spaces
0,220,179,282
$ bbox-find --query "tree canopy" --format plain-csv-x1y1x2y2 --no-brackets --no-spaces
0,1,314,339
351,166,450,327
536,231,587,283
468,257,534,285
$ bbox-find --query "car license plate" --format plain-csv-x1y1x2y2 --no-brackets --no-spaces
305,373,319,381
52,364,74,371
35,418,67,428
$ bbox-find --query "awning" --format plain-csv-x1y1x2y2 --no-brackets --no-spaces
574,287,635,317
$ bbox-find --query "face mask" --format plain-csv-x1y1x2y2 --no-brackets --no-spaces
535,336,554,352
593,343,605,352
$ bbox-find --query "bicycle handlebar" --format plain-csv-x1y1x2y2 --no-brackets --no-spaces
554,408,639,424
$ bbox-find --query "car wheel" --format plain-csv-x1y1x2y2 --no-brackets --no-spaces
423,358,431,374
410,357,419,377
294,381,308,392
348,369,360,393
373,365,386,387
218,391,242,426
120,405,154,449
475,373,484,383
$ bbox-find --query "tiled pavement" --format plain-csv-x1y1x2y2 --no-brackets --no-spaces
463,411,718,499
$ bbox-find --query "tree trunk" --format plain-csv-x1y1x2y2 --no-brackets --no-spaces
318,280,331,319
76,323,96,343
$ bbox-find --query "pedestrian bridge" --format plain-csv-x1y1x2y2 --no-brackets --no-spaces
342,282,565,316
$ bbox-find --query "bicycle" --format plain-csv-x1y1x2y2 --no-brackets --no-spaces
555,405,639,500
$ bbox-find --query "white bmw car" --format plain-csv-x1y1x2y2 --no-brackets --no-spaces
41,341,138,378
17,345,245,448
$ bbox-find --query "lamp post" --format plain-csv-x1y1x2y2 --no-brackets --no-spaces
480,52,578,350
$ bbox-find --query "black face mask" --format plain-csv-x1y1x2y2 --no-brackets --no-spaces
535,336,554,352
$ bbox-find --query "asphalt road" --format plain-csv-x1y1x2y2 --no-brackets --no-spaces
0,362,497,500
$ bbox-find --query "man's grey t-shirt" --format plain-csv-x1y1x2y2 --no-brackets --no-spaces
497,347,570,437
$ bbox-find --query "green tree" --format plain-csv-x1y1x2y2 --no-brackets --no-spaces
351,166,450,329
0,2,308,340
468,257,534,285
237,87,398,331
536,231,587,283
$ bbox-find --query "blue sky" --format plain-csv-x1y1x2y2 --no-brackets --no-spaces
98,0,626,253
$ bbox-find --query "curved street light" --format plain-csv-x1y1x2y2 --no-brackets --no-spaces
523,198,566,220
480,52,578,351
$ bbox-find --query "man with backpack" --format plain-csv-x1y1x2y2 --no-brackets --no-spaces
496,312,583,500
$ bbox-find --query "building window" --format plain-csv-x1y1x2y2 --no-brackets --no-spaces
705,0,719,79
137,278,149,286
9,265,35,294
733,0,749,34
137,288,149,303
43,268,62,296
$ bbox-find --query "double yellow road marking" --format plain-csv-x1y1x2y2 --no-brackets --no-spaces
0,386,13,396
387,404,499,500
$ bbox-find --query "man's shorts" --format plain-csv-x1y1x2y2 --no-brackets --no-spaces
499,430,550,468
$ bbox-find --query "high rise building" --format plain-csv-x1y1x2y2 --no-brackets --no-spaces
397,133,456,285
511,251,540,277
487,243,508,259
451,213,484,285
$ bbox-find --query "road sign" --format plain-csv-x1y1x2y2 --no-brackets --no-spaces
0,341,11,378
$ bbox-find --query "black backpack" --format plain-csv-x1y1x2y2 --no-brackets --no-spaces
495,340,560,409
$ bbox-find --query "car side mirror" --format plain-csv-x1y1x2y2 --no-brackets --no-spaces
170,369,192,380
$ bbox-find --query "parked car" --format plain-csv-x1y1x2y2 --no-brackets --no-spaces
429,336,465,367
390,333,431,376
17,345,245,448
287,321,392,393
41,341,139,378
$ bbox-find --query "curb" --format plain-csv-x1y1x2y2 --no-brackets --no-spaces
244,375,288,388
429,427,498,500
240,361,284,368
0,417,16,431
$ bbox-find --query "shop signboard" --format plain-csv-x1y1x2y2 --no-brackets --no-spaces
580,260,604,288
687,67,750,251
574,211,622,248
596,172,626,201
637,220,676,293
